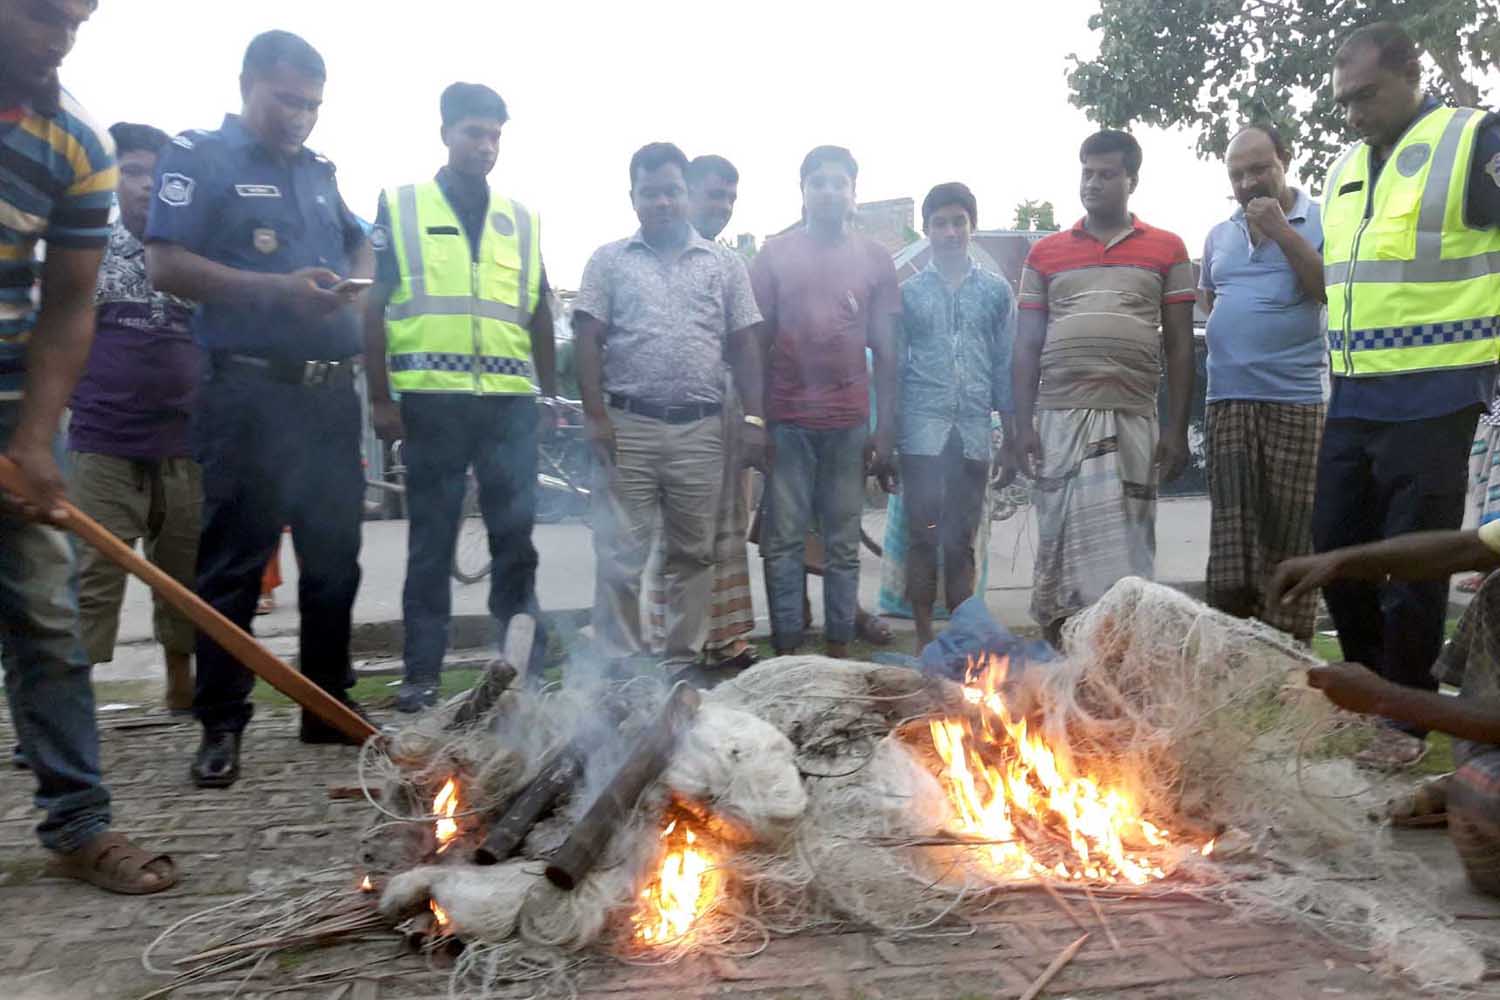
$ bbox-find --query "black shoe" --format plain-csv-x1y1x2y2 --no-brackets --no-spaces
11,744,28,770
394,684,438,714
300,699,374,746
191,730,241,788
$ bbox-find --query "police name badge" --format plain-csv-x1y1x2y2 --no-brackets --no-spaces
253,228,279,254
158,173,195,207
1486,152,1500,190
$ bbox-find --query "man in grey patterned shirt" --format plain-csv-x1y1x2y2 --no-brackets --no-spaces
573,142,766,669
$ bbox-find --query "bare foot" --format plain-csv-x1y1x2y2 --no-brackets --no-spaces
825,641,850,659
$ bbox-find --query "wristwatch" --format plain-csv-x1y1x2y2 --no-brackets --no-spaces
743,414,766,429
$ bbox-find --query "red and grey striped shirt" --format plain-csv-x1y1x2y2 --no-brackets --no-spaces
1019,216,1195,415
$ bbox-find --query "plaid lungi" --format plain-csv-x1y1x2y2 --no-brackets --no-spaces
647,386,755,659
1030,408,1158,629
1204,400,1324,641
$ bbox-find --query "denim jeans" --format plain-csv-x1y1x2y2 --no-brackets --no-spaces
763,422,867,648
192,368,363,732
401,394,545,684
0,402,111,852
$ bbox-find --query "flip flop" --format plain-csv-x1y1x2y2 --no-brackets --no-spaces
47,831,178,895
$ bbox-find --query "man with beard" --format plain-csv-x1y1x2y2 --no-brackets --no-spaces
146,30,374,788
1199,123,1327,642
0,0,177,893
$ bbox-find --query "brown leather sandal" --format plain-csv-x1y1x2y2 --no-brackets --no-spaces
47,831,178,895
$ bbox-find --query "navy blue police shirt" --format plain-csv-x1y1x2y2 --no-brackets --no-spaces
145,114,366,362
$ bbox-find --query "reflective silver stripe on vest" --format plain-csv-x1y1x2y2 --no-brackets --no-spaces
390,352,535,377
386,295,527,324
1415,107,1479,259
1327,249,1500,285
395,184,425,295
513,201,534,323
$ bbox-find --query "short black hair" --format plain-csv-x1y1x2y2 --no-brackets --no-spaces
108,122,170,159
629,142,690,188
440,82,508,129
687,154,738,189
1079,129,1143,179
921,182,978,229
800,145,858,185
242,30,326,83
1335,22,1420,72
1231,121,1293,165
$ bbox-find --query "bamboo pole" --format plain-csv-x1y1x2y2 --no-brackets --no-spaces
0,457,378,744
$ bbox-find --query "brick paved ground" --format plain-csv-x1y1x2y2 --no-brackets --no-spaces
0,704,1479,1000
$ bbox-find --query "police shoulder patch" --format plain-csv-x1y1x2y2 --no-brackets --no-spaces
1486,152,1500,190
158,173,195,207
370,225,391,252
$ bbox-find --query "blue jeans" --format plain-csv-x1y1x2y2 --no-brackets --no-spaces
401,394,544,683
0,402,110,851
763,422,867,649
192,368,363,732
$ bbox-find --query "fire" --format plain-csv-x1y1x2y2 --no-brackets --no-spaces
430,900,450,929
632,818,721,945
433,778,459,851
359,874,373,892
928,655,1186,885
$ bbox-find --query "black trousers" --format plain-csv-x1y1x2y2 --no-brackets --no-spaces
192,368,363,733
1311,407,1479,732
899,430,989,614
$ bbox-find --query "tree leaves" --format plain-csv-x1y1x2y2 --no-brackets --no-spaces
1066,0,1497,187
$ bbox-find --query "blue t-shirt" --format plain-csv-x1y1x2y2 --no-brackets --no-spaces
1200,189,1327,404
144,114,366,362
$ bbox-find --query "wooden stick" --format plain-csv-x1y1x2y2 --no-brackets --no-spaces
472,742,585,864
0,457,378,745
1038,880,1090,934
1082,886,1123,955
445,660,516,730
1019,932,1089,1000
545,681,701,890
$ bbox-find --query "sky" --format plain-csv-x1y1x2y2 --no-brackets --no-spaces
67,0,1311,286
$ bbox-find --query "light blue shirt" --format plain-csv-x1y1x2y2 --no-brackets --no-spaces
1200,189,1327,404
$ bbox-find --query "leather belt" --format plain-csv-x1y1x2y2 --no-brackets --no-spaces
215,353,356,388
607,393,721,424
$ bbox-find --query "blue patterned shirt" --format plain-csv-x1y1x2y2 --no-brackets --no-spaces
898,261,1016,460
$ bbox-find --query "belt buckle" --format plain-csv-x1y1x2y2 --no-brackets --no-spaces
302,361,332,386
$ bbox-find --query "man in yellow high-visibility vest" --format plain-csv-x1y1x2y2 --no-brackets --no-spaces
363,83,557,713
1313,22,1500,768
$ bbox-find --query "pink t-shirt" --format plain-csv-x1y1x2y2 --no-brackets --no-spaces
750,228,901,430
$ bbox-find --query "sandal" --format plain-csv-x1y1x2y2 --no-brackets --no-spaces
47,831,178,895
855,611,894,647
1385,775,1450,828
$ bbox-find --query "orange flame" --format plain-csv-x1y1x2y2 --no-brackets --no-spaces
632,818,721,945
1201,838,1216,857
433,778,459,851
359,874,373,892
430,900,450,929
928,655,1190,885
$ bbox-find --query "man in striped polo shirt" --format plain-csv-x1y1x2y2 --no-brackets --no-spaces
1013,130,1197,643
0,0,176,893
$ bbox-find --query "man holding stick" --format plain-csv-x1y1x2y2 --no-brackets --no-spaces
0,0,177,893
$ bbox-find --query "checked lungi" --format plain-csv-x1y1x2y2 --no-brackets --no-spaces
1437,574,1500,895
1205,400,1324,641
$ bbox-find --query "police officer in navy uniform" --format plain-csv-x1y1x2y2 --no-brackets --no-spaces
145,30,373,788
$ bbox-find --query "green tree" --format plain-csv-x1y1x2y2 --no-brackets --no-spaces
1066,0,1500,185
1012,199,1060,231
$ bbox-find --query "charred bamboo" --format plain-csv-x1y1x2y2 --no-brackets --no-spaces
445,661,517,730
545,681,701,891
472,744,584,865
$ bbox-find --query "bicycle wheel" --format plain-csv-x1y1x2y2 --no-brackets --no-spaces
451,472,493,584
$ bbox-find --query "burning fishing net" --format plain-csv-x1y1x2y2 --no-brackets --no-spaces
143,580,1490,997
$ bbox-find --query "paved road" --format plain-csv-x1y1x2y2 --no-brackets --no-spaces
96,498,1214,683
